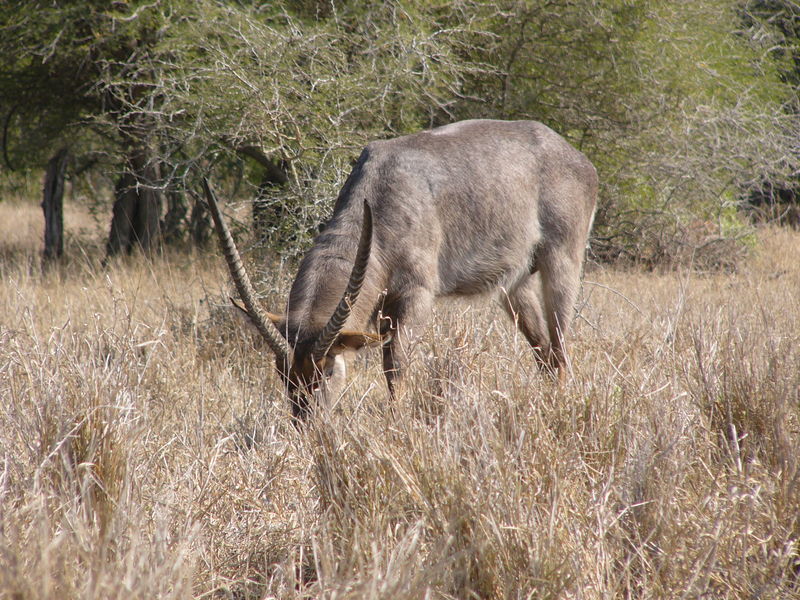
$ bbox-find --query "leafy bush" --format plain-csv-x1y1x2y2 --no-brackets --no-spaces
1,0,797,266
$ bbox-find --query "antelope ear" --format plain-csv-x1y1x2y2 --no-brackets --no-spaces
265,311,283,325
228,297,284,340
230,297,282,325
330,330,386,353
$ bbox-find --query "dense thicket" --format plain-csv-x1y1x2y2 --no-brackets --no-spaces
1,0,797,266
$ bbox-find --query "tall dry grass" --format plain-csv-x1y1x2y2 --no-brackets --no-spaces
0,195,798,599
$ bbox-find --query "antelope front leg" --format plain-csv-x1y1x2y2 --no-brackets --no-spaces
380,287,433,399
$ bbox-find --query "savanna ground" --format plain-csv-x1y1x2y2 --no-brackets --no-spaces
0,193,798,599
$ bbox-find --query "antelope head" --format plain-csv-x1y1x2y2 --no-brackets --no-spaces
202,178,382,419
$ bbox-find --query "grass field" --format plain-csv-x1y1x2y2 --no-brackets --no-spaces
1,195,798,599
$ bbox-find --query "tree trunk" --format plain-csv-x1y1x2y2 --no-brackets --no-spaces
41,147,69,270
235,145,288,243
162,185,188,245
105,146,162,260
106,171,138,257
190,190,212,247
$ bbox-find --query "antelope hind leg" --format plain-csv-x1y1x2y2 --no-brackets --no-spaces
539,248,584,380
503,275,557,373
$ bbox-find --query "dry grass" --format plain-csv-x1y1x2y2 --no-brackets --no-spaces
1,195,798,599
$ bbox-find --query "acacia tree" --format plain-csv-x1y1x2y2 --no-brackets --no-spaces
158,0,797,266
1,0,478,260
741,0,800,226
150,1,477,256
1,3,90,266
2,0,797,268
0,1,192,260
445,0,799,266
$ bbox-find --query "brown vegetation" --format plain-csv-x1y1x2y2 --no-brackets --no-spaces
1,196,798,598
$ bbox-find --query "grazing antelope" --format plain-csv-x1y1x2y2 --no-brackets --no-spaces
204,119,597,419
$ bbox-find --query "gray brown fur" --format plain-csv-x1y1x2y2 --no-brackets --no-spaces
214,119,598,418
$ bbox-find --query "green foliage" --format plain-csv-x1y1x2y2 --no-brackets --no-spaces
448,0,797,266
742,0,800,87
0,0,175,168
155,1,477,254
1,0,797,265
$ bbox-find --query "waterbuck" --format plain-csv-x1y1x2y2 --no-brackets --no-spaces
204,119,598,419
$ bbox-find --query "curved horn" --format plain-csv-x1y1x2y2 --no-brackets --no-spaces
312,199,373,361
202,177,291,364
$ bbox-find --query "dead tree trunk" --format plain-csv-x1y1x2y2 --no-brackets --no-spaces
105,146,162,259
41,147,69,270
